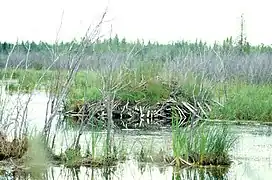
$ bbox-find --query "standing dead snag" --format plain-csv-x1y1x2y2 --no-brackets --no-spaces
42,9,109,147
106,93,114,156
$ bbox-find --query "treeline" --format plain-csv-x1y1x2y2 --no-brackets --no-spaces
0,34,272,71
1,35,272,56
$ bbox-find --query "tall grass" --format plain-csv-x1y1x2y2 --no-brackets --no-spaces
171,113,237,167
0,69,54,92
210,83,272,121
55,130,127,167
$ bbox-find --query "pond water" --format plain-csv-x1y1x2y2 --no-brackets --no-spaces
0,89,272,180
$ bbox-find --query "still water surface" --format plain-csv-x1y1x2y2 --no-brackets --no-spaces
0,89,271,180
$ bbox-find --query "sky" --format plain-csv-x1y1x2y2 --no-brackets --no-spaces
0,0,271,45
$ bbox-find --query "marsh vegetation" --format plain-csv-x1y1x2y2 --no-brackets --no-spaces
0,12,271,179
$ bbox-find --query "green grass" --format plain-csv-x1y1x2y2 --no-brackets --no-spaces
0,68,55,92
210,83,272,122
134,120,237,167
53,119,127,168
116,79,171,104
16,131,127,168
1,68,272,123
171,115,237,167
55,139,127,168
134,111,237,167
64,66,214,109
0,66,214,107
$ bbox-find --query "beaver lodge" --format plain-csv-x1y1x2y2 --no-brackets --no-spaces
64,81,213,129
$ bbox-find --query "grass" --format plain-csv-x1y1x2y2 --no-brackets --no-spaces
0,123,237,170
0,131,128,169
210,83,272,122
49,130,128,168
0,69,54,92
134,113,237,168
2,67,272,123
1,67,214,105
171,123,237,167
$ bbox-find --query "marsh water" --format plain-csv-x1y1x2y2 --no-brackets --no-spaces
0,87,272,180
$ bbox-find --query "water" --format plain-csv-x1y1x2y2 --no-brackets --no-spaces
0,90,272,180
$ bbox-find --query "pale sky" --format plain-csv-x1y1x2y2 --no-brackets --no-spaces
0,0,271,45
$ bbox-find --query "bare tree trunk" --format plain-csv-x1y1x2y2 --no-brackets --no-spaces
106,92,114,156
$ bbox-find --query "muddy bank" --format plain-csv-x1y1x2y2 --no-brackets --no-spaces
64,97,211,129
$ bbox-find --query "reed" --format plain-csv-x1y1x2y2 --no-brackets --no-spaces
171,112,237,167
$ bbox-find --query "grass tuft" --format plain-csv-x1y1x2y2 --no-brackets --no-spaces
171,114,237,167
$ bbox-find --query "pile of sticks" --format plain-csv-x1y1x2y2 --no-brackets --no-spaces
64,97,211,129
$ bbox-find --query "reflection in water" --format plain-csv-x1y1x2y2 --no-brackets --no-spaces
0,162,230,180
0,89,272,180
172,167,229,180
